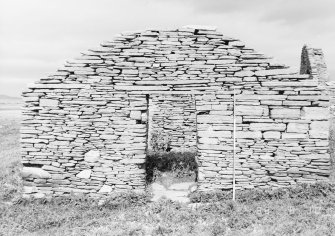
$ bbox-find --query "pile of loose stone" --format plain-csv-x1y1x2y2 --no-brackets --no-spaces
21,25,331,198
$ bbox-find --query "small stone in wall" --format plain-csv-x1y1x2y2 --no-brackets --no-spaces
77,169,91,179
141,112,147,122
23,186,38,194
130,110,142,120
198,137,219,145
33,193,46,199
263,131,281,139
98,185,113,193
234,70,254,77
197,170,205,181
84,150,100,162
40,98,59,107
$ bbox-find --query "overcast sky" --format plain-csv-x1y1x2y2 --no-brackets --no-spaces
0,0,334,97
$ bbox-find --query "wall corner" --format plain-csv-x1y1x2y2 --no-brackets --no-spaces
300,45,329,86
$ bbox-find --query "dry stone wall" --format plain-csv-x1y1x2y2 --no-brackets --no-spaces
148,94,197,152
21,25,331,198
22,91,148,197
197,82,329,191
300,45,334,179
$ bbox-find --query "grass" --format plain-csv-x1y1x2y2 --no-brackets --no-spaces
0,116,21,167
0,112,22,202
1,191,335,235
1,106,335,235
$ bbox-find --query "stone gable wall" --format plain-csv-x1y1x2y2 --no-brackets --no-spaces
21,26,331,198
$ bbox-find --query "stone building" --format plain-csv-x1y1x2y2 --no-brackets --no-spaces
21,25,332,198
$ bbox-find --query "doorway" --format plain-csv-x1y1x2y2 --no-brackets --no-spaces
145,93,198,202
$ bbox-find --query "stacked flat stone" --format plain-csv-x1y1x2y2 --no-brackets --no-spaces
301,45,329,86
196,84,329,191
21,25,331,198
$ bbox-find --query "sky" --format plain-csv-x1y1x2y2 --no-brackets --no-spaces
0,0,334,97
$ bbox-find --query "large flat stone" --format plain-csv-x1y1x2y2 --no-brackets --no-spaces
235,105,268,116
42,165,64,172
234,71,254,77
236,131,262,139
115,85,169,91
197,115,241,124
262,81,317,87
198,130,232,138
282,133,308,139
22,167,51,179
271,108,300,119
310,121,329,138
255,69,296,76
198,137,219,145
287,123,309,133
303,107,329,120
28,83,87,89
249,123,286,131
263,131,281,139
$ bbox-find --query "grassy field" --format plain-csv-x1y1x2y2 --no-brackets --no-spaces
0,105,22,202
1,104,335,235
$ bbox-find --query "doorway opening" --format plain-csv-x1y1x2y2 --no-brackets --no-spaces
144,94,198,200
